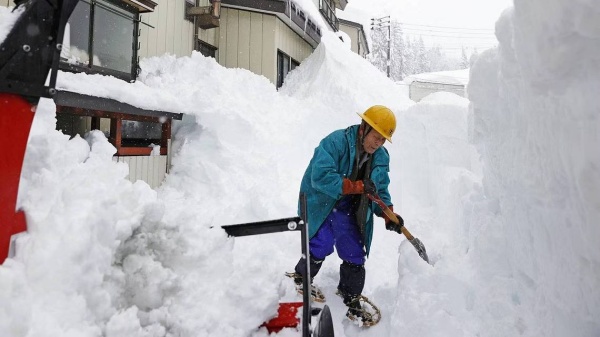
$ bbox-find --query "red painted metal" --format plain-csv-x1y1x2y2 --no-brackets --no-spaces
0,93,35,264
262,302,303,333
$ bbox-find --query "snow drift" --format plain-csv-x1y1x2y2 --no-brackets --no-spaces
1,0,598,336
468,1,600,336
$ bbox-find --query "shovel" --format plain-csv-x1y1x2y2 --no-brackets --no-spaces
367,193,430,264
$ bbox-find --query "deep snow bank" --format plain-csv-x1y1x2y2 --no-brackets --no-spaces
280,33,413,115
133,33,415,336
468,2,600,336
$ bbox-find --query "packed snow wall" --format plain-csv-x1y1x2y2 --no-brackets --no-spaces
468,1,600,336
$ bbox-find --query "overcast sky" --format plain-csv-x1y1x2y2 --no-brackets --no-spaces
344,0,514,56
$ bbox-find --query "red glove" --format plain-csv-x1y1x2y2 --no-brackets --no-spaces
342,178,364,194
341,178,378,195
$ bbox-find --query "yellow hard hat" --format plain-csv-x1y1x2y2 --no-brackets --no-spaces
357,105,396,143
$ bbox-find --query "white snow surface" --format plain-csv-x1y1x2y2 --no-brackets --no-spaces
0,5,23,43
1,1,599,337
405,69,470,86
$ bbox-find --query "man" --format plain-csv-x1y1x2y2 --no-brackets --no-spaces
290,105,405,326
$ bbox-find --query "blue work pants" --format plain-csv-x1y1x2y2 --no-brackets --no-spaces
309,196,366,265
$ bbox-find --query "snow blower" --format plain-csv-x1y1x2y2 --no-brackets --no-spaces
0,0,79,264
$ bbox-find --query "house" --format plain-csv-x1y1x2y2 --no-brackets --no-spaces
405,69,469,102
189,0,344,88
1,0,356,189
338,18,369,58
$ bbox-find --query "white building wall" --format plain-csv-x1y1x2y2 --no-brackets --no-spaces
113,155,168,189
138,0,195,59
275,19,313,62
338,23,359,55
212,7,313,85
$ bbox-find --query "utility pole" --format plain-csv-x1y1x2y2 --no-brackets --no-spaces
371,16,391,78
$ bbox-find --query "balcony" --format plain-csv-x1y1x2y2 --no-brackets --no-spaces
333,0,348,10
319,0,339,30
187,0,221,29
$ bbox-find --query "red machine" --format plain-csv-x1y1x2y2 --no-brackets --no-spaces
0,0,78,263
0,94,33,263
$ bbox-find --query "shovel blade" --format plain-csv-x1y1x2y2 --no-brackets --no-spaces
410,238,429,263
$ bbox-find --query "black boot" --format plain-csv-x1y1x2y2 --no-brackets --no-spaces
337,261,365,298
337,261,375,325
288,255,326,302
294,254,324,281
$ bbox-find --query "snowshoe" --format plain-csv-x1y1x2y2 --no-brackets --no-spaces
336,289,381,327
285,272,326,303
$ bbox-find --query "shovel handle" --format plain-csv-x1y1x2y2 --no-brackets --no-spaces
367,193,415,241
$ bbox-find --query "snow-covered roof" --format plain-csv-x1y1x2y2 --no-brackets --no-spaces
405,68,470,86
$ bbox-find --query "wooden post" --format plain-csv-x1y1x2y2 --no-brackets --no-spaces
110,117,122,154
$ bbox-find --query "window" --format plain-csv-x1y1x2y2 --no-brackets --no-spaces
319,0,339,30
60,0,139,81
56,112,172,156
121,120,162,147
277,50,299,89
54,91,182,157
196,40,217,58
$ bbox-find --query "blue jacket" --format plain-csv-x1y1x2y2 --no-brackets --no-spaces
298,125,393,256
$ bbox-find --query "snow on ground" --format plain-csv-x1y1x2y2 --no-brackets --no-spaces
404,69,470,86
1,0,599,336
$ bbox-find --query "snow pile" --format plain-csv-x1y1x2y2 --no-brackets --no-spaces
2,31,421,337
1,0,598,336
132,33,416,336
468,1,600,336
2,99,162,336
280,33,413,113
385,94,486,336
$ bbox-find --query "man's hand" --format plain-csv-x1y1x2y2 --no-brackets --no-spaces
385,214,404,234
341,178,377,195
381,205,404,234
362,178,377,195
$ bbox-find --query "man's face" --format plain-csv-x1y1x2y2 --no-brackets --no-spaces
363,129,386,154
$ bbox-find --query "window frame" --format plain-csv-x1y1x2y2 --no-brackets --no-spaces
59,0,141,82
196,39,217,58
276,50,299,89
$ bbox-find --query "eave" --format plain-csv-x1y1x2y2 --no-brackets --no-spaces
54,90,183,121
121,0,158,13
221,0,322,48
